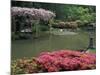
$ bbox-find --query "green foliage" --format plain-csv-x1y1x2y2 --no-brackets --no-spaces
11,57,39,75
12,1,96,23
11,1,96,39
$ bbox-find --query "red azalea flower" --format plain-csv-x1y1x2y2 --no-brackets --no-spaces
37,50,96,71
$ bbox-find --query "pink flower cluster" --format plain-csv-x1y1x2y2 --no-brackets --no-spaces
11,7,55,21
37,50,96,72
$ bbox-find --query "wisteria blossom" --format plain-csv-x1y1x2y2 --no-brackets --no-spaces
11,7,55,21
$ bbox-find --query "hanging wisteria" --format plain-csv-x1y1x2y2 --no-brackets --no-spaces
11,7,55,33
11,7,55,21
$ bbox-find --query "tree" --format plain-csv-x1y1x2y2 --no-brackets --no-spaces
11,7,55,39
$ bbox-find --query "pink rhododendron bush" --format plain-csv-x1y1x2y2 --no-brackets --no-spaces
37,50,96,71
11,50,96,74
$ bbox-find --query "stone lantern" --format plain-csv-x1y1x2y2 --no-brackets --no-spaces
87,23,95,49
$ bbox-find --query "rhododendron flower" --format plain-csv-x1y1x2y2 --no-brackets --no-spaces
11,50,96,74
37,50,96,72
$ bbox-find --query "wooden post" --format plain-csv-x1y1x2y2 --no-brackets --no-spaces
35,20,39,38
12,17,16,40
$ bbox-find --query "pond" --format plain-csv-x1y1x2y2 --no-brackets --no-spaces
11,30,96,59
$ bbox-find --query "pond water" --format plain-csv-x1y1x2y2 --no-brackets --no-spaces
11,31,95,59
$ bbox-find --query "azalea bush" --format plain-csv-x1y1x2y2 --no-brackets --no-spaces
11,50,96,74
51,20,79,30
37,50,96,72
11,57,38,75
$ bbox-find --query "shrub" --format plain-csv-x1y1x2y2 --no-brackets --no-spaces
37,50,96,71
11,50,96,74
11,57,39,74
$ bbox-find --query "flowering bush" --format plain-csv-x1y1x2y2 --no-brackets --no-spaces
11,7,55,22
52,21,78,29
11,57,40,74
11,50,96,74
37,50,96,72
11,7,56,39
